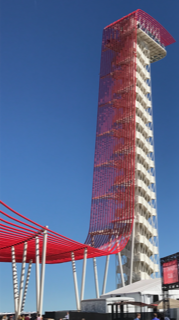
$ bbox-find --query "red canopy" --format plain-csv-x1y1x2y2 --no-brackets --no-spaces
0,200,123,264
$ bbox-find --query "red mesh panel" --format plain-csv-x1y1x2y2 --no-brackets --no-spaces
106,9,175,47
85,14,137,253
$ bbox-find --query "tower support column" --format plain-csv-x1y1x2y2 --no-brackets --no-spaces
93,257,99,298
102,255,110,295
129,219,135,284
117,252,125,287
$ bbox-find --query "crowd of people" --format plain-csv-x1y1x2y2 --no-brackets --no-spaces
1,312,172,320
1,314,42,320
1,313,70,320
134,313,170,320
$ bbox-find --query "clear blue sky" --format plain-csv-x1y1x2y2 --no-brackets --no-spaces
0,0,178,313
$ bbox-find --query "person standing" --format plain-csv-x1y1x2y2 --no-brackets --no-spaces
64,312,69,320
159,313,170,320
134,313,141,320
152,313,159,320
37,314,41,320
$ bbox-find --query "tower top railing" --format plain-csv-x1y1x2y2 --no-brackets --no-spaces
105,9,175,48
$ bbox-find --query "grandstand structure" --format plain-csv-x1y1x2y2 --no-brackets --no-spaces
0,9,175,318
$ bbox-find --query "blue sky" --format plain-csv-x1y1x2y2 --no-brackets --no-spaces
0,0,178,313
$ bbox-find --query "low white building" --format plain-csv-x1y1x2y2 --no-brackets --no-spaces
101,278,179,316
81,296,134,314
81,279,179,316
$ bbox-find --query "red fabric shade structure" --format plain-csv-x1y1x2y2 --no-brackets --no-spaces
0,200,124,264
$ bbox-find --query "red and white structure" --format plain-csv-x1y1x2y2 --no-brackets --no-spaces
0,200,109,316
0,9,175,316
85,10,175,287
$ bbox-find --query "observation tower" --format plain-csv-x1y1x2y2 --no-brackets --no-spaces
85,10,175,287
0,10,175,314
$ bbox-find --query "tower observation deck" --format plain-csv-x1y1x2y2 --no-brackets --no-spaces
85,9,175,286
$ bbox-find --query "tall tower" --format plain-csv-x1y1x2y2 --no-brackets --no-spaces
85,10,175,286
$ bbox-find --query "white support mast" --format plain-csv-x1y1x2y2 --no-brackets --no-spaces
11,246,19,318
80,248,87,304
35,236,40,313
102,255,110,295
93,257,99,298
71,251,80,310
21,259,33,312
39,227,48,316
18,242,28,316
117,252,125,287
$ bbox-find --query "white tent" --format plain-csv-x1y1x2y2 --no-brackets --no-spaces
101,278,179,298
82,279,179,315
100,278,179,314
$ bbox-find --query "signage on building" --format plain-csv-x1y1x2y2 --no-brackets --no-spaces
163,259,179,285
161,253,179,289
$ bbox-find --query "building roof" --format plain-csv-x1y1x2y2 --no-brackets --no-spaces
101,278,179,297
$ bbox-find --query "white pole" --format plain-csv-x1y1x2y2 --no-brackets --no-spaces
39,227,48,316
21,259,33,312
93,257,99,298
102,255,110,295
35,236,40,313
117,252,125,287
11,246,19,317
71,252,80,310
80,248,87,304
18,242,28,316
129,219,135,284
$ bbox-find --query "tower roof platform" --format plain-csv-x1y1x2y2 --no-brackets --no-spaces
105,9,175,48
137,27,167,63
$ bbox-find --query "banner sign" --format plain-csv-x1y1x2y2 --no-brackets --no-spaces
163,259,179,285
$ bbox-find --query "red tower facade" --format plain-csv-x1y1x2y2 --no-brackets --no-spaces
85,10,175,271
85,13,137,252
